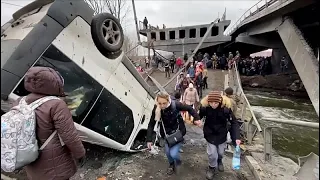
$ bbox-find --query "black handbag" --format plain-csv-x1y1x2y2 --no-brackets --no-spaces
161,121,184,148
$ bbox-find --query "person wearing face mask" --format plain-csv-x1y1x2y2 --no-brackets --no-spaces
199,91,241,180
146,92,201,175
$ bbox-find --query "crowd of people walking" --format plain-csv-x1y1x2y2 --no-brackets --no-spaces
145,51,242,179
1,51,242,180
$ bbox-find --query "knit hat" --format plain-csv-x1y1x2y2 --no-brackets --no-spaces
207,91,222,103
224,87,234,96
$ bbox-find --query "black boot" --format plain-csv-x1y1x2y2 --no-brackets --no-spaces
206,166,216,180
218,159,224,172
167,163,175,175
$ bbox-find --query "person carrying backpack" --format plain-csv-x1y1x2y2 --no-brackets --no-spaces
146,92,201,175
1,67,85,180
199,91,240,180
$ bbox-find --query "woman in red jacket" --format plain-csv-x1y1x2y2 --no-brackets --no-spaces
176,57,183,71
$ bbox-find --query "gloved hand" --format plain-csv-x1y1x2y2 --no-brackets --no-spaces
77,156,86,167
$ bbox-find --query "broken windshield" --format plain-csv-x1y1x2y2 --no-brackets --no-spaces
1,39,22,68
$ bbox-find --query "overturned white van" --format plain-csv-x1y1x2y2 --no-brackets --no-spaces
1,0,159,152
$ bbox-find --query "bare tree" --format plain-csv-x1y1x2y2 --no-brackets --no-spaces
86,0,139,57
85,0,130,24
123,35,138,57
85,0,105,14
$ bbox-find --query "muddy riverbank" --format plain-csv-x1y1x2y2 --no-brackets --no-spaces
240,73,308,98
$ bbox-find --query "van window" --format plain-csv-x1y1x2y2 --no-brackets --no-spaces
82,88,135,145
13,45,135,145
13,45,103,124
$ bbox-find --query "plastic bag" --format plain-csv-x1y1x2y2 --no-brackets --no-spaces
149,145,160,155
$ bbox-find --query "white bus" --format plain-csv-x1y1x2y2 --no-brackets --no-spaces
1,0,160,152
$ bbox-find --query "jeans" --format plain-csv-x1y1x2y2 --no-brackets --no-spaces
164,143,182,165
207,142,226,168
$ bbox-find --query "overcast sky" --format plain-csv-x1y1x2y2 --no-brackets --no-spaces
1,0,259,55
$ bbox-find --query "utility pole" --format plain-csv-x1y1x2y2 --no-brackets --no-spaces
131,0,141,44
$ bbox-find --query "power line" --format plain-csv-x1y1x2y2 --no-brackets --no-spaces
1,2,23,7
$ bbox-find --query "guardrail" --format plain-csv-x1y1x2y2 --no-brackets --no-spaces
262,117,319,161
229,60,318,162
224,0,279,36
228,61,263,144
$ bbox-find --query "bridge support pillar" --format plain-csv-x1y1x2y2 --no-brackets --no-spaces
277,17,319,116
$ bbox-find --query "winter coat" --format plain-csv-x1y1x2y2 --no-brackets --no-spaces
180,77,191,90
220,56,227,65
187,67,195,78
183,87,199,105
14,67,85,180
201,95,237,115
194,72,203,88
199,97,240,146
202,69,208,78
146,100,200,142
176,58,183,66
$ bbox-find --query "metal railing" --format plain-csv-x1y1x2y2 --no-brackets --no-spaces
162,18,220,89
224,0,279,36
262,117,319,161
228,61,263,144
229,60,319,162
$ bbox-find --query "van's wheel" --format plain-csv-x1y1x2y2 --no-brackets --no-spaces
91,13,124,59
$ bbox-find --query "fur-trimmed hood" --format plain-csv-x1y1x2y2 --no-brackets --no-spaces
200,95,232,109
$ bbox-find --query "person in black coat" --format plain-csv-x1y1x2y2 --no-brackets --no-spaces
199,91,241,180
146,91,201,175
219,54,227,70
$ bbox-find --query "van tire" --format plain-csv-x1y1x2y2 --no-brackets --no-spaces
91,13,124,59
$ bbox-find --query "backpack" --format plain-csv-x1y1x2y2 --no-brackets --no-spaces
1,96,61,172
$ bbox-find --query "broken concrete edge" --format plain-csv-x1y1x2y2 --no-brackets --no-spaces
245,155,265,180
140,67,155,80
145,67,155,75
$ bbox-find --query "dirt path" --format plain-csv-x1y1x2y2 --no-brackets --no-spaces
2,69,255,180
105,142,254,180
150,69,228,94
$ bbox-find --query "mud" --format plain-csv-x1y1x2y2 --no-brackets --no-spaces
1,69,255,180
240,73,308,98
103,144,255,180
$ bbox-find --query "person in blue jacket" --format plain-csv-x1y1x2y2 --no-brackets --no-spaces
187,64,195,79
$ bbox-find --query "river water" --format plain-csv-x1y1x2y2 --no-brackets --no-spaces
245,90,319,161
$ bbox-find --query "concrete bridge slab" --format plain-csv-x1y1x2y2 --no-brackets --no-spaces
235,34,282,48
277,17,319,115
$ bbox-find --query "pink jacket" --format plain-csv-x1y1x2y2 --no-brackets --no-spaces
183,87,199,105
